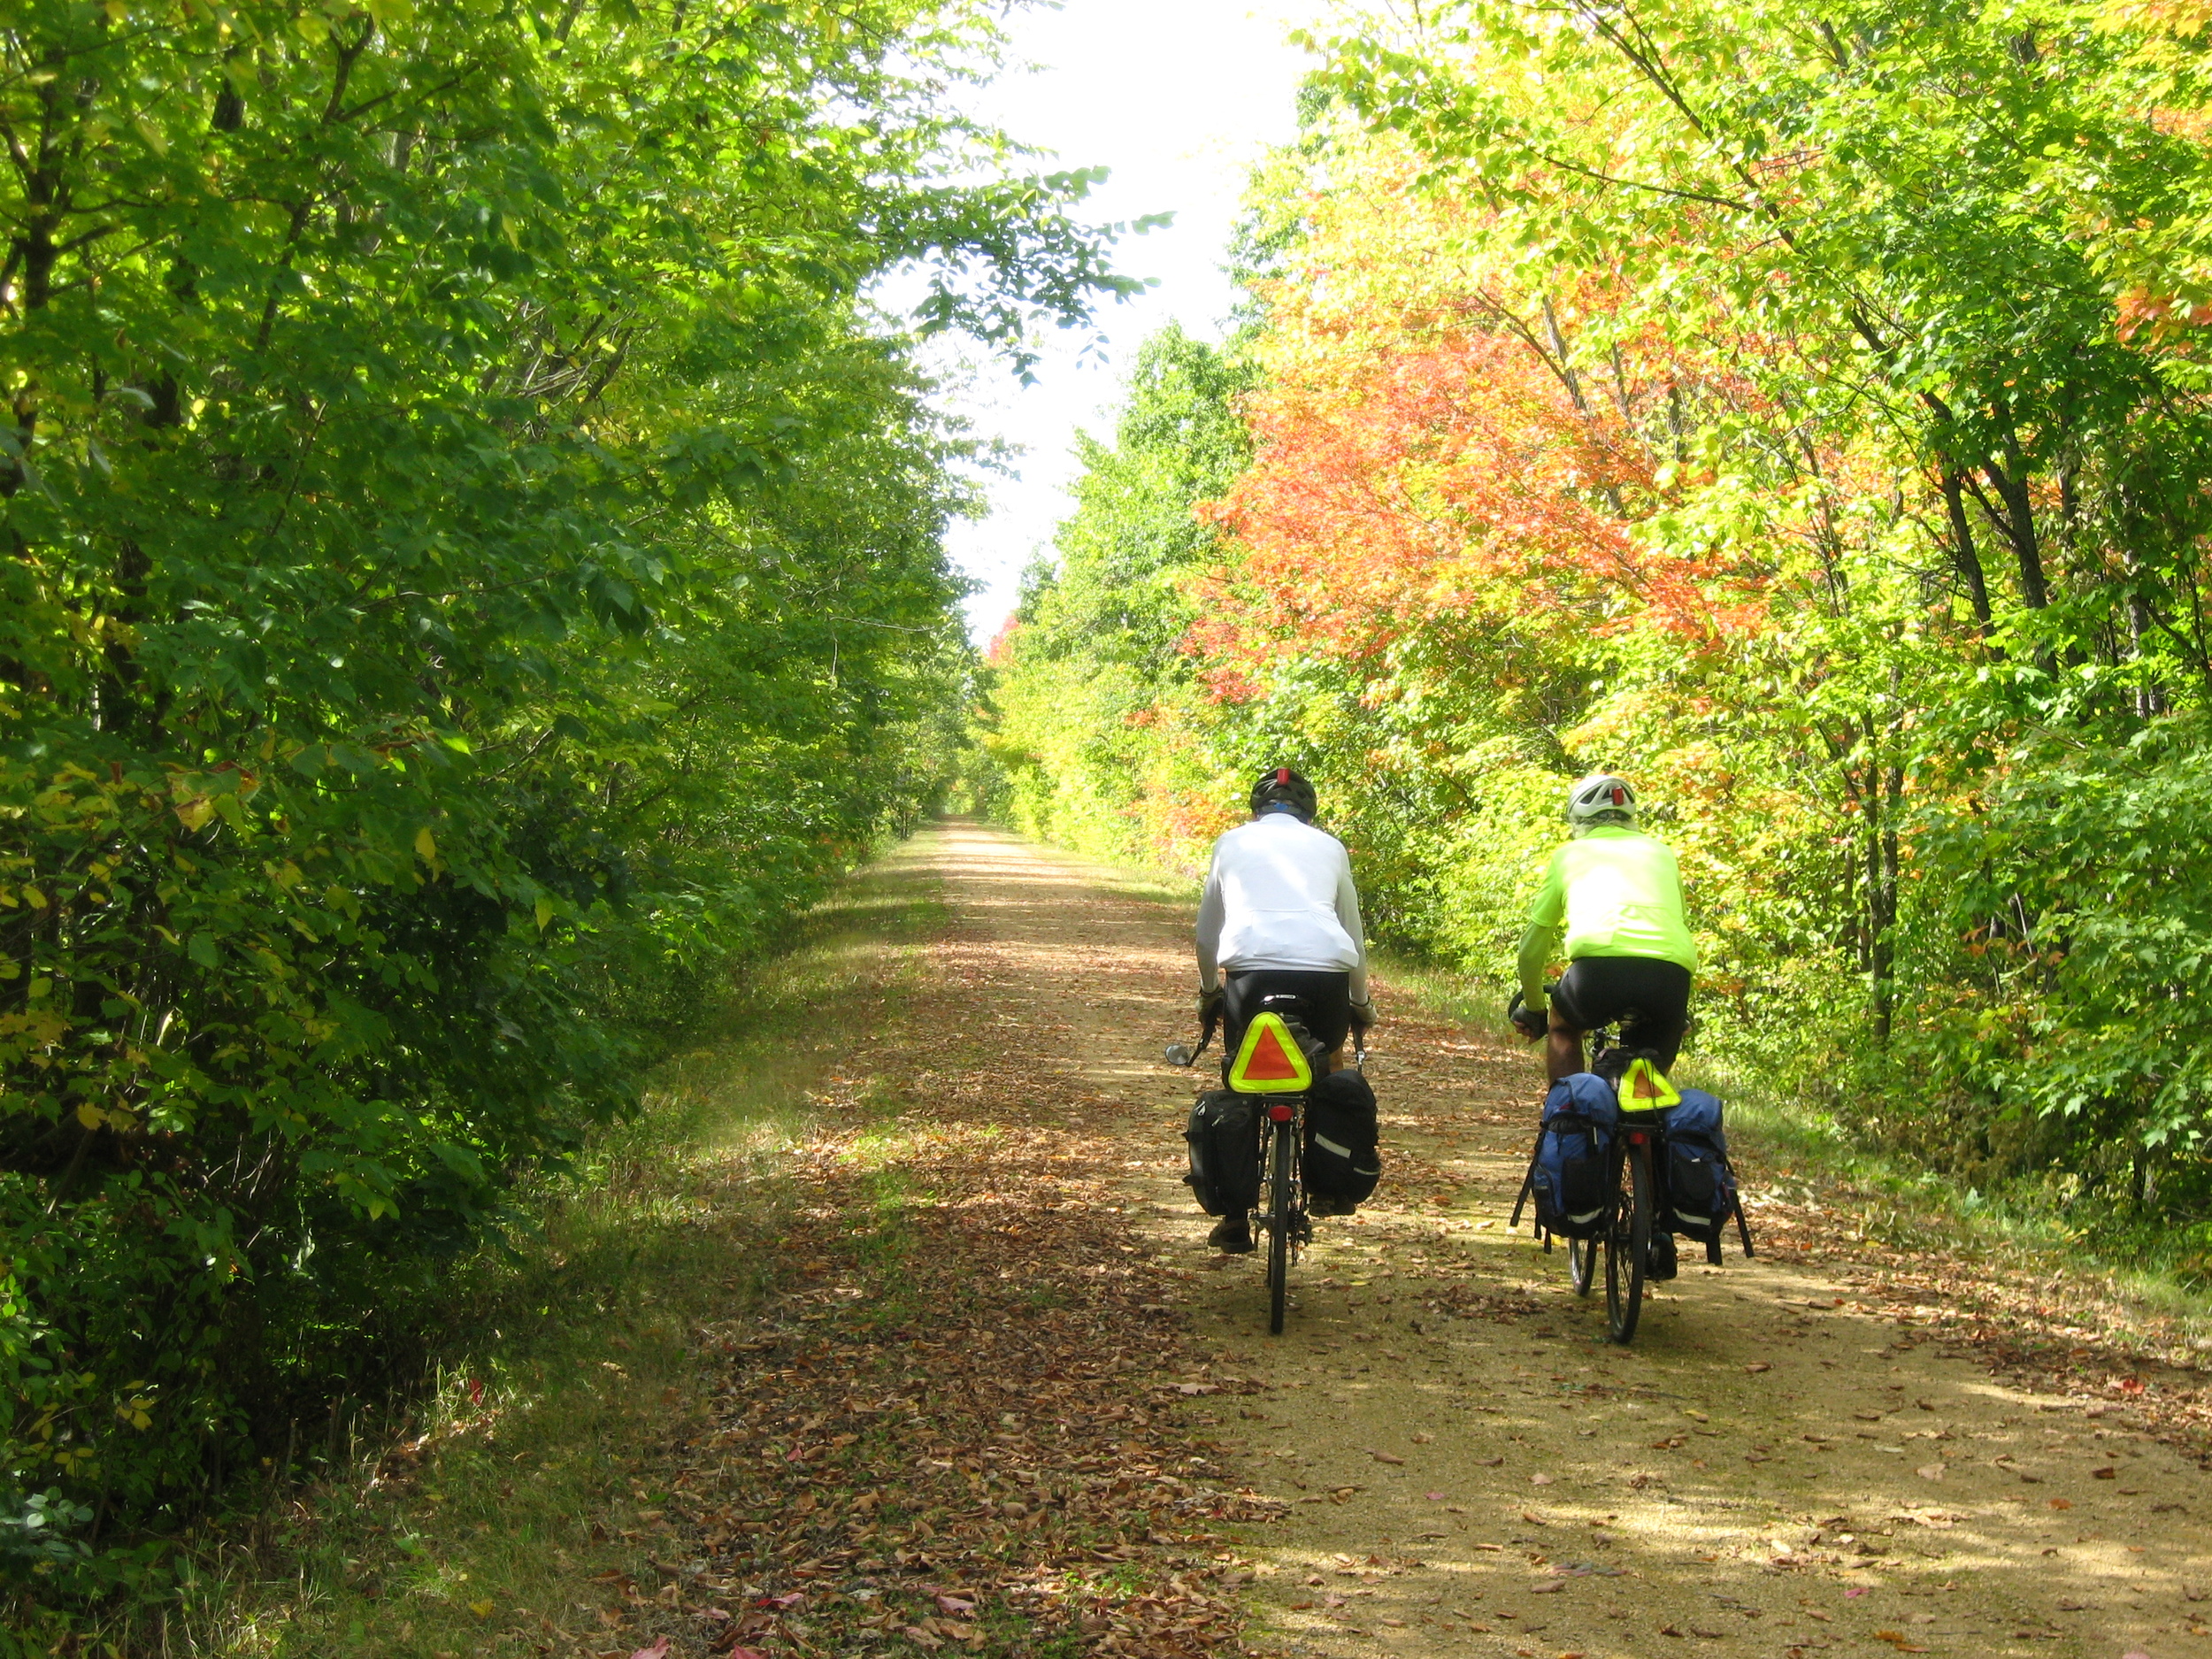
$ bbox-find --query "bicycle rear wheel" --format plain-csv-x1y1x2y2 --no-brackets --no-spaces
1266,1119,1294,1335
1568,1236,1597,1296
1604,1140,1653,1343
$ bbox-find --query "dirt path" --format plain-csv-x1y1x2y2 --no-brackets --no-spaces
895,820,2212,1659
554,819,2211,1659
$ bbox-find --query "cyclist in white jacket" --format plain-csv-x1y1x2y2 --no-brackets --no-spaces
1194,768,1376,1250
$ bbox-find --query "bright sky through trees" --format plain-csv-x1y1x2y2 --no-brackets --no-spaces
940,0,1323,641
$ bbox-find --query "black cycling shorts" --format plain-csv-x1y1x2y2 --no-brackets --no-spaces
1221,969,1352,1070
1550,956,1692,1070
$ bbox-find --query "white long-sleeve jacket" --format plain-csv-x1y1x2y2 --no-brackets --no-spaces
1195,813,1369,1002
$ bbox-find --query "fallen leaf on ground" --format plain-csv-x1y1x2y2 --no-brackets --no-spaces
628,1641,671,1659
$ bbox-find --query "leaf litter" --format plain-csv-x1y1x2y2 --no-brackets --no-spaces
569,910,1286,1656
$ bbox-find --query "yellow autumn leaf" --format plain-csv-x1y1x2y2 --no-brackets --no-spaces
414,826,437,862
467,1599,494,1619
534,896,554,931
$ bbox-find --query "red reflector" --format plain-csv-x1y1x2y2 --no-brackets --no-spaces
1241,1023,1300,1081
1269,1103,1294,1122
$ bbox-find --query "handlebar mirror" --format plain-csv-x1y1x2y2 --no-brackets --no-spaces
1164,1042,1196,1068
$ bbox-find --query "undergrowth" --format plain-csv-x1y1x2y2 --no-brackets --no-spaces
4,844,949,1657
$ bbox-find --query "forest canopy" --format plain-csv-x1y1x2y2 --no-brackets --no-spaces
0,0,1138,1573
988,0,2212,1255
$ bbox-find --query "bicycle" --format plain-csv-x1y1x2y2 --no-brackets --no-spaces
1511,1020,1753,1344
1169,999,1364,1335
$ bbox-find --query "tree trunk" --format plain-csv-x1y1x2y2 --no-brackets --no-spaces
1941,469,1994,636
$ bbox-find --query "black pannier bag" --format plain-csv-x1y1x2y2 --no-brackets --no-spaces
1304,1068,1381,1208
1183,1090,1261,1217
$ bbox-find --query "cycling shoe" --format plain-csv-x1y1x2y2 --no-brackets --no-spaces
1208,1216,1256,1254
1647,1232,1678,1281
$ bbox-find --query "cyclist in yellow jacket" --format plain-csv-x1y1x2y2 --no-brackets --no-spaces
1510,775,1697,1082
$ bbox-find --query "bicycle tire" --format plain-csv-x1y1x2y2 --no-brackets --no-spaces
1568,1235,1597,1296
1604,1139,1653,1343
1266,1119,1293,1335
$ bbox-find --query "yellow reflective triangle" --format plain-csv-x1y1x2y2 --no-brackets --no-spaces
1621,1056,1681,1108
1227,1011,1313,1094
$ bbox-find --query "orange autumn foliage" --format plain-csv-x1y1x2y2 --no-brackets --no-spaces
1187,173,1774,700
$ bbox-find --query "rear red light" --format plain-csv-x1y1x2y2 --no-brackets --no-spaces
1269,1103,1294,1122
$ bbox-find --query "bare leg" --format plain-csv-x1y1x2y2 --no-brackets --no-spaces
1546,1006,1584,1084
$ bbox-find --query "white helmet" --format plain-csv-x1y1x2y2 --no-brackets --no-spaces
1566,773,1637,832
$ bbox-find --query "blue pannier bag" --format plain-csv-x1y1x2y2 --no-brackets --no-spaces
1660,1087,1740,1252
1527,1072,1619,1240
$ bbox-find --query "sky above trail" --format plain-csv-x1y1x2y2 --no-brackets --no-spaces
933,0,1325,645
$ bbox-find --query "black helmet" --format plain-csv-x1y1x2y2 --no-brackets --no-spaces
1250,766,1317,822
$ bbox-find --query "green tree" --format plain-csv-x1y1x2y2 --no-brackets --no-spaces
991,323,1254,856
0,0,1134,1566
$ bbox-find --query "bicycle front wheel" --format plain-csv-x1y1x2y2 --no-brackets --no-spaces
1604,1140,1653,1344
1266,1120,1294,1335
